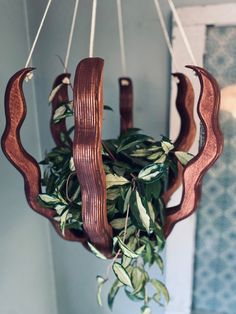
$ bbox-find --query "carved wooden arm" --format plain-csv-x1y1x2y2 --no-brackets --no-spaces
50,73,72,147
119,77,133,134
1,68,87,244
73,58,113,256
163,73,196,204
164,66,224,237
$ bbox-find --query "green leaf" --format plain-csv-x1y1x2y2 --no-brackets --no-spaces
53,105,66,121
88,243,107,260
69,157,75,171
138,164,161,181
154,253,164,273
113,262,133,287
147,202,155,222
147,151,163,161
110,218,130,230
96,276,107,306
38,194,60,205
122,256,132,268
174,151,194,166
125,288,145,302
96,278,106,306
131,267,147,295
123,187,132,213
106,174,129,189
150,279,170,303
60,209,69,235
141,305,151,314
108,280,123,310
117,237,139,259
161,140,174,154
55,204,67,215
154,154,166,164
135,245,146,255
136,191,150,232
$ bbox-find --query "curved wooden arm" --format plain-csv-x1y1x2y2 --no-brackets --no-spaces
119,77,133,134
73,58,113,256
50,73,72,147
1,68,87,244
164,66,223,237
163,73,196,204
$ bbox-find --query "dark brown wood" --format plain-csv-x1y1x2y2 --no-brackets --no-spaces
1,68,87,244
50,73,72,147
73,58,113,256
119,77,133,133
164,66,224,237
163,73,196,205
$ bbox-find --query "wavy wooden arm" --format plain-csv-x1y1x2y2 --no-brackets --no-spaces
1,68,87,244
163,73,196,205
73,58,113,256
164,66,223,237
119,77,133,134
50,73,72,147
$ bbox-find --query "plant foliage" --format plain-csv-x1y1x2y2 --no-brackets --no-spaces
38,83,193,313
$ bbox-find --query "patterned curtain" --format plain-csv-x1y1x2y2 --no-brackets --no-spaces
192,26,236,314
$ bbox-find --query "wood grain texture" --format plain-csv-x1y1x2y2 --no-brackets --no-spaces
164,66,223,237
163,73,196,205
1,68,87,244
73,58,113,256
50,73,72,147
119,77,133,134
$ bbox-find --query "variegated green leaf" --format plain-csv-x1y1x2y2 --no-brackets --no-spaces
123,187,132,213
117,237,139,258
69,157,75,171
110,218,130,230
88,243,107,260
136,191,150,232
161,140,174,154
38,194,60,205
106,174,129,189
151,279,170,303
175,151,194,166
113,262,133,287
108,280,123,310
96,276,107,306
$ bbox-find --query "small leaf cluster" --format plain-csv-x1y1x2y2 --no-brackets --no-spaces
38,90,193,313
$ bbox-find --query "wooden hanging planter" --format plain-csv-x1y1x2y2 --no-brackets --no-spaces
1,58,223,257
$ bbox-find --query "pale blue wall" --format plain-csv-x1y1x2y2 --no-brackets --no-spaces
0,1,57,314
1,1,232,314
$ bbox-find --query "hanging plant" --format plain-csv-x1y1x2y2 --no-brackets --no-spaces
37,70,193,312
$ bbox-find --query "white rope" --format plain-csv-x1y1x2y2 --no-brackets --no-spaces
167,0,197,65
153,0,179,72
25,0,53,68
64,0,80,72
116,0,127,76
89,0,98,57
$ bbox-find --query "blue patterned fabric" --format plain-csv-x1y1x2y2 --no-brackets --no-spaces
192,26,236,314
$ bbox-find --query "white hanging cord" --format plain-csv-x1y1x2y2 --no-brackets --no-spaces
89,0,98,57
167,0,197,65
64,0,80,72
116,0,127,76
25,0,53,68
153,0,179,72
